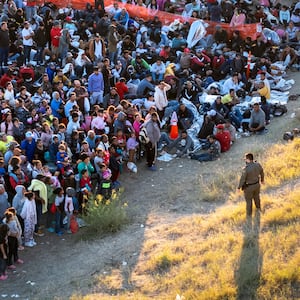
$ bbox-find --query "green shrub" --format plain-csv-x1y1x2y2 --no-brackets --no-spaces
82,193,128,239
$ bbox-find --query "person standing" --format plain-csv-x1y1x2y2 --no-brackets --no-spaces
0,21,10,70
154,81,171,121
144,112,161,171
21,21,34,65
238,153,264,217
88,66,104,106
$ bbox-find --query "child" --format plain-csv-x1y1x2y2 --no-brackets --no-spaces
64,187,75,233
56,144,70,176
80,169,92,195
126,131,139,163
99,167,113,201
20,192,37,247
53,187,64,236
6,207,23,251
108,146,121,188
3,211,23,270
0,224,9,280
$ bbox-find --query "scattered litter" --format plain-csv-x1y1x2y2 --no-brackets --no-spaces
291,112,295,118
133,252,138,256
140,224,144,228
61,239,65,241
26,281,36,286
178,165,183,168
122,261,127,266
1,295,8,298
151,184,155,187
103,271,107,274
159,168,163,170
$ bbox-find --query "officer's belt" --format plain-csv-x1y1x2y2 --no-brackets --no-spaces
246,181,259,186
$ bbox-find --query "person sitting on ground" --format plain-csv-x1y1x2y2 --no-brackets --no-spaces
177,103,194,130
165,130,194,157
215,123,231,152
190,134,221,162
247,102,266,134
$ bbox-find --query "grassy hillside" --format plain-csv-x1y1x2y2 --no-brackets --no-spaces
71,139,300,300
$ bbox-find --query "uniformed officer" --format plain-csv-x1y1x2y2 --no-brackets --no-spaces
238,153,264,216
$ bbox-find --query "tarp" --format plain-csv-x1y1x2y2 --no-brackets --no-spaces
39,0,260,40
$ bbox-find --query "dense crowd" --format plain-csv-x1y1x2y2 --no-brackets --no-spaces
0,0,299,280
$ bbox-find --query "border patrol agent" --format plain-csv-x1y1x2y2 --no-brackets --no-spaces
238,153,264,216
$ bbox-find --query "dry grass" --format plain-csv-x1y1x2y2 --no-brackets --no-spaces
71,137,300,300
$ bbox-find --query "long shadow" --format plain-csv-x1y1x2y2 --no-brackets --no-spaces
235,213,263,300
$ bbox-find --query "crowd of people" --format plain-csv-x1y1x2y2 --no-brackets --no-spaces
0,0,299,280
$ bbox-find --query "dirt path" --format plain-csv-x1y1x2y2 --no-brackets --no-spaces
2,71,300,300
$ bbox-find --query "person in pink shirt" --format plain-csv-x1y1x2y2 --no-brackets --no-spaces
230,8,246,27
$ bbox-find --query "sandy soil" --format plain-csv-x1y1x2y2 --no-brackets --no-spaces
1,71,300,300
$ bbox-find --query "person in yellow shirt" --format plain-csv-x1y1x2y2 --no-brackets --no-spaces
0,133,14,155
257,81,270,100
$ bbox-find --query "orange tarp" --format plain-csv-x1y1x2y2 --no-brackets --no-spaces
39,0,259,39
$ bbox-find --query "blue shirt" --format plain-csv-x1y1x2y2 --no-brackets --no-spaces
51,98,63,119
88,72,104,93
21,138,36,163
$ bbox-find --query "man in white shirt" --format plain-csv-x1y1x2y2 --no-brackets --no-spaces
22,21,34,65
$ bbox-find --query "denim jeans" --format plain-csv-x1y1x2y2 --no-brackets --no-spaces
191,153,213,162
23,45,32,65
55,210,63,233
0,47,8,66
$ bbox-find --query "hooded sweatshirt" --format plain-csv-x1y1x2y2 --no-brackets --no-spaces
12,185,26,215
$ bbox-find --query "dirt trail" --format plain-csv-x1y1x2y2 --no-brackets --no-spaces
2,71,300,299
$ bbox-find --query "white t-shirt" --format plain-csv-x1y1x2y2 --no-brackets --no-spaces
22,27,34,46
64,195,74,213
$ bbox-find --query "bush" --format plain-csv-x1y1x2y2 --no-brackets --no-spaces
82,192,128,239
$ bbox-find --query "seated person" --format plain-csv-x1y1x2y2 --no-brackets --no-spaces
243,102,266,133
177,103,194,130
211,96,229,119
190,135,221,162
215,124,231,152
163,130,194,157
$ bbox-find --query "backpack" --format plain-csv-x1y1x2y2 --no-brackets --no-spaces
139,126,150,144
272,104,287,117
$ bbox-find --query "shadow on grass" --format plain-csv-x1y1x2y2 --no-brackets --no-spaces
235,212,263,300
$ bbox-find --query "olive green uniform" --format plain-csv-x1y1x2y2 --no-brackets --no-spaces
238,161,264,216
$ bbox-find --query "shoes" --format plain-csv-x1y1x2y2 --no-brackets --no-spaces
16,259,24,264
31,240,37,246
148,165,157,171
25,241,34,247
8,265,16,270
18,246,25,251
0,275,8,280
34,230,45,237
47,227,55,233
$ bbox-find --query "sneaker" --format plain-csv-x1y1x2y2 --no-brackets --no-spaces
148,165,157,171
47,227,55,233
25,241,34,247
16,259,24,264
8,265,16,270
0,275,8,280
31,240,37,246
18,246,25,251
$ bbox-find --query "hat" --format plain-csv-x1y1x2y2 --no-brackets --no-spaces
216,124,224,129
207,109,216,117
136,53,141,58
65,16,72,22
95,33,100,38
184,48,190,53
53,20,60,26
66,52,73,58
25,131,33,138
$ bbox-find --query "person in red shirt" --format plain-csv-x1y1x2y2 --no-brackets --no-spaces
215,123,231,152
79,169,92,195
115,77,129,100
50,21,62,57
